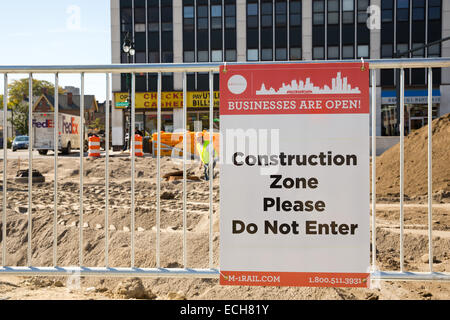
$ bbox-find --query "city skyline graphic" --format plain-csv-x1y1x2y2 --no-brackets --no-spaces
255,72,361,95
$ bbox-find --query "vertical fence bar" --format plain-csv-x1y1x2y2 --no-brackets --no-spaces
27,73,33,267
53,73,59,267
427,67,433,273
208,71,214,269
105,73,110,268
131,73,136,268
156,72,161,268
399,68,405,272
182,71,187,268
79,72,85,266
371,69,377,271
2,74,7,266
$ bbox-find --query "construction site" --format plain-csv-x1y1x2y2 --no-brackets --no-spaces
0,112,448,300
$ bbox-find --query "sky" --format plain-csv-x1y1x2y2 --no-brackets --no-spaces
0,0,111,101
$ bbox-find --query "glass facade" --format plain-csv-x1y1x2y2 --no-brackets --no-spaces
117,0,445,138
183,0,236,90
379,0,442,136
246,0,302,61
381,0,442,87
313,0,370,60
120,0,174,92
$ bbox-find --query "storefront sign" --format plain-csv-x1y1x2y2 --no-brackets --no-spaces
187,91,220,108
381,89,441,105
219,63,370,288
114,92,220,109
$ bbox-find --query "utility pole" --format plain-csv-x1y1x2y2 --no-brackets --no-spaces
122,32,135,150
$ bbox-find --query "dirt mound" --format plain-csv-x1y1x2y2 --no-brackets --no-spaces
1,142,449,300
113,278,156,299
376,113,450,200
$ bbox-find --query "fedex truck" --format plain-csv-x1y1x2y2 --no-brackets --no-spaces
32,113,88,155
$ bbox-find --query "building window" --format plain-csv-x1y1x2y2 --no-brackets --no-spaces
357,1,370,59
312,0,325,60
357,45,369,58
183,0,195,62
276,48,287,60
247,0,259,61
381,0,393,22
184,6,194,18
247,49,259,61
225,0,237,62
342,45,354,59
289,0,302,60
342,0,354,24
226,49,237,61
327,0,340,59
381,44,392,58
184,51,195,62
212,50,223,62
290,47,301,60
261,48,273,61
198,50,209,62
313,0,325,25
313,46,325,60
198,2,209,62
357,0,369,23
327,46,339,59
261,0,273,60
327,0,339,25
275,0,287,61
342,0,355,52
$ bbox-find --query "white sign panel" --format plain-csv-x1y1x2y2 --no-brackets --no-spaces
219,63,370,287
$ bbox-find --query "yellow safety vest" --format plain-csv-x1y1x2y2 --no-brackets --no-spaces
197,141,213,164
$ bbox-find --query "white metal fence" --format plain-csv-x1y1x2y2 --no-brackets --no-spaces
0,58,449,282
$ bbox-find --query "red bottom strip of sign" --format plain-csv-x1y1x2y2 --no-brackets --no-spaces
220,271,370,288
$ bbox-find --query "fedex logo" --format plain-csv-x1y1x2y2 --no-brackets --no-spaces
33,119,54,128
62,116,79,134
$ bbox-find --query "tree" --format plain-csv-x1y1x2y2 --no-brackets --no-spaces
6,79,65,135
1,94,15,136
9,101,29,135
88,118,105,131
7,79,64,106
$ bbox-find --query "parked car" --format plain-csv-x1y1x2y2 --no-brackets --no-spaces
12,135,29,151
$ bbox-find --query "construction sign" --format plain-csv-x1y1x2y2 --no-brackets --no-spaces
114,91,220,109
219,63,370,288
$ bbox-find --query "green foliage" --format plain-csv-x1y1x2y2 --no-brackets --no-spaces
7,78,64,106
0,94,14,110
9,101,29,135
88,118,105,131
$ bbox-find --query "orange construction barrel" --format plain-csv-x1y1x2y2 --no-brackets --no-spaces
135,134,144,157
88,135,101,157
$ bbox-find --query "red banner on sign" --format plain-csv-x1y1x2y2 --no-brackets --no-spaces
220,271,370,288
220,62,369,115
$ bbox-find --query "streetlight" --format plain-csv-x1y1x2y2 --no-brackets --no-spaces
122,32,135,151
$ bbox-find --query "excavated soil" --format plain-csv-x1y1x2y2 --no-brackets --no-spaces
0,113,449,300
374,113,450,201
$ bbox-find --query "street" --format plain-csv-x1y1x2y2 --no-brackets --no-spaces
0,148,150,160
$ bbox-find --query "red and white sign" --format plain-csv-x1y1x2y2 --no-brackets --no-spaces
221,63,369,115
219,63,370,288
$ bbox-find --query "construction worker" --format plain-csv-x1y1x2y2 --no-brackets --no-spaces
196,134,216,181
